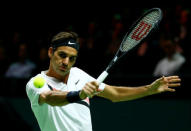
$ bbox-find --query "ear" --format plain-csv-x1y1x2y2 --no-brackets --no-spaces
48,47,54,58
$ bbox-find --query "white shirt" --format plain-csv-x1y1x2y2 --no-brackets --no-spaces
153,53,185,77
26,67,105,131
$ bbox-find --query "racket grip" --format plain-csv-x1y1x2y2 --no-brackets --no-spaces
96,71,108,84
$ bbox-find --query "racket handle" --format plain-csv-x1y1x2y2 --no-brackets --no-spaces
96,71,108,84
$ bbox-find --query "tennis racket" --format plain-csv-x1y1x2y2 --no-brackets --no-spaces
96,8,163,85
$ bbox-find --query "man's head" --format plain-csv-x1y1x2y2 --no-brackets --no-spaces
48,32,79,77
160,39,176,58
18,43,28,62
51,32,79,52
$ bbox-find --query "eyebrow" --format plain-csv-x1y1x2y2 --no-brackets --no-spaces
58,51,78,57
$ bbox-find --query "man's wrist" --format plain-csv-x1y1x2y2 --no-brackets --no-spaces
79,90,87,99
66,91,82,103
145,84,155,96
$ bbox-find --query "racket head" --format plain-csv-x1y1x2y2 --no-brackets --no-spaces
120,8,163,53
104,8,163,73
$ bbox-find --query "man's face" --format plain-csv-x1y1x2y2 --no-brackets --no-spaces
161,40,175,57
49,46,78,76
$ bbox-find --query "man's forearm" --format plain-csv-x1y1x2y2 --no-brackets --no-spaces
39,91,69,106
98,85,151,102
113,85,151,102
98,76,181,102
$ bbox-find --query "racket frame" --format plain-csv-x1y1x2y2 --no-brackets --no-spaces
97,8,163,84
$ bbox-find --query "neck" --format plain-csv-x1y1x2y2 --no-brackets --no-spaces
46,69,70,84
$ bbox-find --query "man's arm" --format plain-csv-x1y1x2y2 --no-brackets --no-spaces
39,90,69,106
39,81,99,106
39,76,181,106
97,76,181,102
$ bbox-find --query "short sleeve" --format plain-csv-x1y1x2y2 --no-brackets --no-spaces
26,77,49,106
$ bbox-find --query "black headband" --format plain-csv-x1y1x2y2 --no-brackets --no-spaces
51,39,79,51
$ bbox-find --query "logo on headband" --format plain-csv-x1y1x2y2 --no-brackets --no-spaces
68,41,76,45
52,39,79,51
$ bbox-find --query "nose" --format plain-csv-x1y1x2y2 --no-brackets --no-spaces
62,57,69,65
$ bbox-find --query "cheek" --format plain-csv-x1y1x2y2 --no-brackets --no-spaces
69,60,76,66
54,55,61,63
51,57,61,67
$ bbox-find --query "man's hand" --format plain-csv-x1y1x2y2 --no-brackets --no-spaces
79,81,100,99
147,76,181,95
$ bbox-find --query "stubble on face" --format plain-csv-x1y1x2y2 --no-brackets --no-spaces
48,46,78,80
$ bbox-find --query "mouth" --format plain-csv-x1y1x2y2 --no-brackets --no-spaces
59,66,68,71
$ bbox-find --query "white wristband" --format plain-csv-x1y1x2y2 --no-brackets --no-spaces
93,83,105,96
98,83,106,91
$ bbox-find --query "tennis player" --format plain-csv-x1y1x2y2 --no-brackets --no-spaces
26,31,181,131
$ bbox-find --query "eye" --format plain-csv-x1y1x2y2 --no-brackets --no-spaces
58,53,67,58
69,56,76,62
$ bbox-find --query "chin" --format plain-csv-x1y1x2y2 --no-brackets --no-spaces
58,69,70,76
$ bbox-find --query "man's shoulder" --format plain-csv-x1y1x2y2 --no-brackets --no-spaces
26,73,43,86
71,67,95,81
71,67,86,74
71,67,90,77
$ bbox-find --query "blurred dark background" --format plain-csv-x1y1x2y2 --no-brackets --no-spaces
0,2,191,131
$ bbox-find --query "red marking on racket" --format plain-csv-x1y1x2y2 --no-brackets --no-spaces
131,21,152,41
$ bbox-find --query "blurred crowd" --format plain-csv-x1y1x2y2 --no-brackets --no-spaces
0,5,190,97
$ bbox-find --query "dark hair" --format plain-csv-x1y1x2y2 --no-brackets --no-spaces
51,32,78,43
51,32,79,51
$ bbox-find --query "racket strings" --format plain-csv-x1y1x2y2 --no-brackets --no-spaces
120,10,161,52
